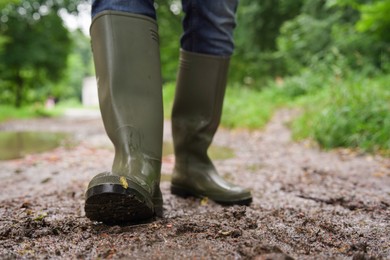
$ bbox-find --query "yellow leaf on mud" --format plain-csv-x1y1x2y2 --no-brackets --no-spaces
200,197,208,206
373,172,385,178
34,212,47,221
219,230,232,236
338,245,349,253
120,176,129,189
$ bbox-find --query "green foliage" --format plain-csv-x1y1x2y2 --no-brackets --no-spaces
277,13,334,72
357,0,390,42
271,70,330,98
0,104,60,122
276,0,388,74
156,0,182,83
231,0,303,84
0,99,87,123
164,65,390,155
221,86,288,129
53,30,94,102
0,0,19,8
0,0,87,107
292,73,390,154
0,105,38,122
1,12,70,106
328,0,390,41
230,0,389,88
235,0,303,52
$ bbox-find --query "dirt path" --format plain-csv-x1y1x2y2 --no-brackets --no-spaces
1,110,389,259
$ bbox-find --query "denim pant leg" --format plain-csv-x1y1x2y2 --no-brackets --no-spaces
181,0,239,57
91,0,156,19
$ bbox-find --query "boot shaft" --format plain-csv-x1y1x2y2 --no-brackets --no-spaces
91,11,163,162
172,50,230,161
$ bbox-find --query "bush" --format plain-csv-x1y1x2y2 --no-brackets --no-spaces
292,73,390,154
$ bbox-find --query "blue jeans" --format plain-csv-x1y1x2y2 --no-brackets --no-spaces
92,0,239,56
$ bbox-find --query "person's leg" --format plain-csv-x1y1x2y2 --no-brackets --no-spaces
85,1,164,224
180,0,238,56
171,0,252,205
92,0,156,19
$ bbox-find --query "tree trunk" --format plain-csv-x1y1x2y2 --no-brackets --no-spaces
15,72,23,108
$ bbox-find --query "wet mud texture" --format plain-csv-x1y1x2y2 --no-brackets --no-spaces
0,110,389,259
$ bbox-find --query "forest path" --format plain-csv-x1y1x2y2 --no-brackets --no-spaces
1,109,389,259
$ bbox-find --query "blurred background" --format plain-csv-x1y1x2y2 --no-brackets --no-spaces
0,0,389,155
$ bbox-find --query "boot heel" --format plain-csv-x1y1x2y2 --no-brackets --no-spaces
154,204,163,217
85,184,154,224
171,185,191,198
153,196,163,217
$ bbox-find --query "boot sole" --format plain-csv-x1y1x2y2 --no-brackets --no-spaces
171,185,252,206
85,184,159,224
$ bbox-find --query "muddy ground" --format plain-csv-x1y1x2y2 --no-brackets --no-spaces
0,109,389,259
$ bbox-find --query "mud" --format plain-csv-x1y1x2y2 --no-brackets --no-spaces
0,110,389,259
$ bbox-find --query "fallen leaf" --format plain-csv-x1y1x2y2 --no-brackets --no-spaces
119,176,128,189
219,230,232,236
34,212,48,221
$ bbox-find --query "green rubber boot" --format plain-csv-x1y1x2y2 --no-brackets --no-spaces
85,11,163,224
171,50,252,205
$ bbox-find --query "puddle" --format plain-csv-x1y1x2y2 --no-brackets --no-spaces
163,142,234,160
161,174,172,182
99,141,234,160
0,131,70,160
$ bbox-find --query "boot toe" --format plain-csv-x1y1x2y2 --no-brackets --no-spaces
171,182,252,206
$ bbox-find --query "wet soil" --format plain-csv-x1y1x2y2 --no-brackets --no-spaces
0,110,389,259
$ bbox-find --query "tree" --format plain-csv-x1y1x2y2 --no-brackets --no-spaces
275,0,389,75
156,0,183,83
355,1,390,42
230,0,303,85
0,0,86,107
53,29,94,102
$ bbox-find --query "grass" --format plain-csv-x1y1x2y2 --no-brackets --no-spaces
291,74,390,155
222,86,288,129
0,99,88,123
0,104,66,122
164,70,389,155
0,105,40,122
